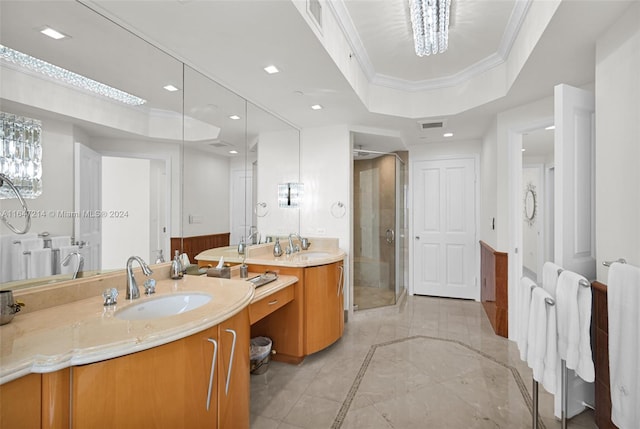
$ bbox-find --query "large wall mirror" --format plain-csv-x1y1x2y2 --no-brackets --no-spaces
0,1,299,291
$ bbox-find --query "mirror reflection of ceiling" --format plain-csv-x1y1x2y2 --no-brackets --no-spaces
83,0,632,154
523,128,554,159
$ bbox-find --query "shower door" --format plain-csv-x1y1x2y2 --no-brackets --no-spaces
353,154,405,310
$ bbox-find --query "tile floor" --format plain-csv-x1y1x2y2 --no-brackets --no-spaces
250,295,597,429
354,285,397,310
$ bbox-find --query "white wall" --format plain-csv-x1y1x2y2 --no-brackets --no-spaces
101,157,151,268
300,125,351,308
480,123,499,248
256,129,300,237
595,1,640,281
181,147,230,237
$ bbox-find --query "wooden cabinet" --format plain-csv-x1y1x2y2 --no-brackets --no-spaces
248,264,305,364
592,281,617,429
0,370,70,429
71,308,249,429
0,373,41,429
304,261,344,355
480,240,508,337
248,260,345,362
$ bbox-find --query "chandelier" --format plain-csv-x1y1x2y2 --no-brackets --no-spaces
409,0,451,56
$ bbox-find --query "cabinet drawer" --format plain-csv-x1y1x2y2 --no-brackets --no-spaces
249,285,294,325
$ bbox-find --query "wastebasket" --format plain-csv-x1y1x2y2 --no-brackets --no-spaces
250,336,272,375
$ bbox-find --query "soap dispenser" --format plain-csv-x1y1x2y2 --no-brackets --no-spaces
171,250,183,279
273,238,283,257
238,236,246,255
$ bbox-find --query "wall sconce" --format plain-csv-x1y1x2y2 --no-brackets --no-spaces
0,112,43,199
278,182,303,208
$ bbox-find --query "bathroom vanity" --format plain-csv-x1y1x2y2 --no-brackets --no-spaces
196,241,346,364
0,267,258,428
0,246,343,428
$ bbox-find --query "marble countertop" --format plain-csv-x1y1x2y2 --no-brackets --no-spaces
196,240,345,268
0,275,256,385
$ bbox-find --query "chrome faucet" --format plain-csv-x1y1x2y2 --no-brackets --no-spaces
287,233,301,254
61,252,84,280
248,226,259,245
126,256,153,300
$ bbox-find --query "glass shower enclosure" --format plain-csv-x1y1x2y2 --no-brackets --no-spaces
353,151,406,310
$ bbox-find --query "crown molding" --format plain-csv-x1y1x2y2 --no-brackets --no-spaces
327,0,532,92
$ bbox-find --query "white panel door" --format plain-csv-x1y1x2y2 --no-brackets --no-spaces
74,143,101,271
230,168,253,245
413,158,477,299
554,84,596,280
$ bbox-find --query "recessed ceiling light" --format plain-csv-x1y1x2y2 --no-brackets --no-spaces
545,125,555,130
264,65,279,74
229,115,241,120
311,104,323,110
522,148,526,152
40,27,67,40
443,132,453,137
163,84,179,92
229,150,238,154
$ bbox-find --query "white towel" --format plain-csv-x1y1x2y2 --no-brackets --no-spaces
27,247,52,279
1,233,36,282
608,262,640,429
49,235,71,249
58,245,80,275
527,287,557,394
542,261,562,296
517,276,536,361
15,237,44,280
556,270,594,382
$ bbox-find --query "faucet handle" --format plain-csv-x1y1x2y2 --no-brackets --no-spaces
102,288,119,306
143,279,156,295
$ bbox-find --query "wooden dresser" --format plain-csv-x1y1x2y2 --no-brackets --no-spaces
592,281,618,429
479,241,508,338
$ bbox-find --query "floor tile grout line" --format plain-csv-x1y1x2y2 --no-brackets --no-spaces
331,334,545,429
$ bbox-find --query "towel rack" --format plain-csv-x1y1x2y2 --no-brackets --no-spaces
531,284,555,429
602,258,626,267
557,268,590,288
554,267,591,429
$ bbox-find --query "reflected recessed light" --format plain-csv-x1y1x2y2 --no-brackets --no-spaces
443,132,453,137
545,125,555,130
311,104,323,110
229,115,241,120
522,148,526,152
229,150,238,154
264,65,279,74
163,84,179,92
40,27,67,40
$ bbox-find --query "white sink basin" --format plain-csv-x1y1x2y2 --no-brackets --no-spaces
115,293,212,321
297,251,331,260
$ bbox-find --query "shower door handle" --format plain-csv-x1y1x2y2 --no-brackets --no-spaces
385,228,395,244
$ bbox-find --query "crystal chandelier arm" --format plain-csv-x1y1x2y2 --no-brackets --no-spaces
0,173,32,234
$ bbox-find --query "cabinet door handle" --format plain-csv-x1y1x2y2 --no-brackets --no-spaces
268,299,278,305
224,328,237,396
206,338,218,411
337,264,344,296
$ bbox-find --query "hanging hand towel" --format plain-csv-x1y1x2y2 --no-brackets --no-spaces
49,235,72,250
608,262,640,429
542,261,562,296
16,237,44,280
556,270,594,382
517,276,536,361
526,287,557,394
27,248,52,279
